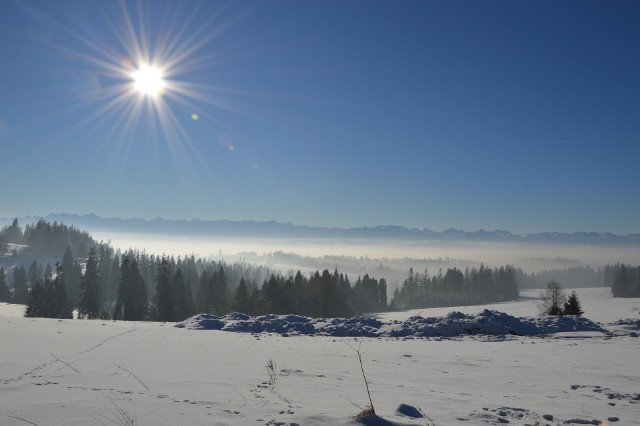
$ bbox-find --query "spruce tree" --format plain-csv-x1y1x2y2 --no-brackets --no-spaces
319,269,338,316
378,278,388,309
155,256,174,321
12,265,28,304
24,264,72,319
113,255,147,321
25,277,47,317
213,266,228,314
5,218,23,244
563,291,584,316
0,267,11,302
173,269,195,321
27,260,40,290
44,263,52,280
62,245,81,307
197,270,211,313
78,247,103,319
233,278,250,313
107,254,120,306
51,263,73,319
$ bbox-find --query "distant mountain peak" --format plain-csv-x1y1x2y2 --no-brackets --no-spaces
1,213,639,246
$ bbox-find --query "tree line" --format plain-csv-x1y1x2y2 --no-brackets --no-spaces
10,247,389,321
390,264,519,310
0,218,389,320
6,218,636,322
605,263,640,297
0,219,521,321
0,218,96,257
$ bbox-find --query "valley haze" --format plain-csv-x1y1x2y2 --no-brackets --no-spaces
2,213,640,272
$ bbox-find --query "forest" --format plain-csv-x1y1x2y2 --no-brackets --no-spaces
1,219,637,322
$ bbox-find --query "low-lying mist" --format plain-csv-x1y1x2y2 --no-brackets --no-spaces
93,231,640,274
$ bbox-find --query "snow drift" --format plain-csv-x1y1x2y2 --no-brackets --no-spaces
175,309,607,338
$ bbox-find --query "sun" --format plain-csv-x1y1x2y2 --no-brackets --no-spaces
132,64,166,97
50,1,243,152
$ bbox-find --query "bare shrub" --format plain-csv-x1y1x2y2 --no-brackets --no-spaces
265,359,277,391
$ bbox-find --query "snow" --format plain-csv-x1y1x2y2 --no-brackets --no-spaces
1,288,639,425
176,309,608,339
0,302,25,318
376,287,633,324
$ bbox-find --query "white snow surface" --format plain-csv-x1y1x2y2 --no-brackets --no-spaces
1,287,639,425
0,302,25,318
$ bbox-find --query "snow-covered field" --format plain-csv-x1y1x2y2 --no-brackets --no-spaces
1,288,639,425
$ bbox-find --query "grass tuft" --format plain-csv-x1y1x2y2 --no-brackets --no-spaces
355,405,376,419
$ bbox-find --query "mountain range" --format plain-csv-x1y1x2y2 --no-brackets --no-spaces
2,213,640,246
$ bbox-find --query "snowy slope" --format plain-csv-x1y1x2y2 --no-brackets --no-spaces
1,288,638,425
377,287,635,324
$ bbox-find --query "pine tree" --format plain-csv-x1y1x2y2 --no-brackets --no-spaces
378,278,388,309
44,263,52,280
25,277,47,317
173,269,195,321
563,291,584,316
183,279,196,316
12,265,28,304
78,247,103,319
319,269,338,316
197,270,212,313
155,256,174,321
337,273,354,317
213,266,228,314
24,263,72,319
233,278,250,313
107,253,120,306
4,218,23,244
27,260,40,290
113,255,147,321
62,245,81,307
262,274,283,314
50,263,73,319
0,267,11,302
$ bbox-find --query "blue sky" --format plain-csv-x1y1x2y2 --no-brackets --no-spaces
1,0,639,234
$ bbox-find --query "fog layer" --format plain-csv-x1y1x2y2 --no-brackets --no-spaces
93,232,640,273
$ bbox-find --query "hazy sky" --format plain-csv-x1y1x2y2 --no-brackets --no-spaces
1,1,639,234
